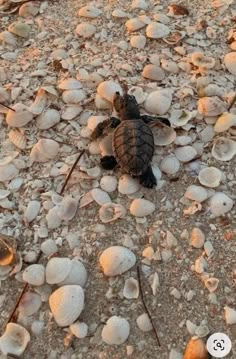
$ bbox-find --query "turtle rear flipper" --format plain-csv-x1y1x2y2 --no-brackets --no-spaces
139,166,157,188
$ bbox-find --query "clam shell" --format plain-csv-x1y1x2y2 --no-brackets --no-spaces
198,97,226,117
224,52,236,75
128,86,147,104
46,206,62,229
112,9,128,18
62,106,82,120
0,164,19,182
123,277,139,299
212,137,236,161
24,200,41,223
224,306,236,325
102,316,130,345
23,264,45,286
150,122,176,145
142,64,165,81
29,88,47,115
99,203,126,223
160,155,180,175
19,2,39,17
57,197,78,221
58,78,82,90
184,185,208,202
209,192,233,216
6,105,33,127
49,285,84,327
214,112,236,132
198,167,222,188
130,35,146,49
40,239,58,256
146,21,170,38
136,313,152,332
76,23,96,38
99,246,136,276
161,59,179,74
8,22,30,38
59,259,87,287
0,323,30,356
170,109,192,127
130,198,155,217
144,89,172,115
36,109,60,129
97,81,122,102
46,257,72,284
70,322,88,339
0,31,17,45
62,89,85,104
175,146,197,162
183,338,208,359
30,139,59,162
125,18,146,32
78,5,101,18
18,292,42,316
95,94,112,109
190,228,205,248
204,277,219,292
118,174,140,195
90,188,111,205
100,175,118,192
8,129,26,149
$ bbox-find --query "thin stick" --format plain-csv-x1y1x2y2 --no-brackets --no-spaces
7,283,29,324
137,265,161,347
59,150,85,195
228,93,236,111
0,102,15,112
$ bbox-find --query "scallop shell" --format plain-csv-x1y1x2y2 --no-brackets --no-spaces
23,264,45,286
198,167,222,188
6,105,33,127
58,78,82,90
36,109,60,129
150,122,176,146
29,88,47,115
49,285,84,327
190,228,205,248
97,81,122,102
99,246,136,276
184,185,208,202
146,21,170,38
198,97,226,117
212,137,236,161
209,192,233,216
191,52,215,69
224,306,236,325
59,259,87,287
204,277,219,292
30,139,59,162
0,323,30,356
99,203,126,223
8,129,26,149
46,257,72,284
123,277,139,299
90,188,111,205
102,316,130,345
118,175,140,195
214,112,236,132
144,89,172,115
160,155,180,175
183,338,208,359
136,313,152,332
18,292,42,316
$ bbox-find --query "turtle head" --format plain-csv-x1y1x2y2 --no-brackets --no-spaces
113,92,140,120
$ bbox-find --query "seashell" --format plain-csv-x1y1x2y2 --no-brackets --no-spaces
163,31,185,45
46,206,62,229
204,277,219,292
57,197,78,221
125,18,146,32
29,88,47,115
19,292,42,316
24,200,40,223
194,256,207,274
136,313,152,332
8,129,26,149
62,89,85,104
40,239,58,256
185,185,208,202
186,320,197,336
170,109,192,127
212,0,233,7
123,277,139,299
87,115,107,131
150,123,176,146
214,112,236,132
168,4,189,16
46,257,72,284
99,246,136,276
0,323,30,356
49,285,84,327
142,64,165,81
58,78,82,90
175,136,192,146
198,97,227,117
209,192,233,217
99,203,126,223
100,175,118,192
19,2,39,17
70,322,88,338
224,52,236,75
118,175,140,195
160,155,180,175
190,228,205,248
198,167,222,188
59,259,87,287
146,22,170,39
97,81,122,102
128,86,146,104
198,84,224,98
78,5,101,18
79,191,94,208
0,164,19,182
95,94,112,110
62,106,82,120
131,0,148,9
195,325,209,338
212,137,236,161
224,306,236,325
169,349,182,359
0,234,16,266
130,198,155,217
161,59,179,74
175,146,197,162
99,134,113,156
144,89,172,115
183,338,208,359
8,22,30,38
30,139,59,162
0,31,17,45
36,109,60,129
90,188,111,205
76,23,96,38
102,316,130,345
6,105,33,127
191,52,215,69
112,9,128,18
130,35,146,49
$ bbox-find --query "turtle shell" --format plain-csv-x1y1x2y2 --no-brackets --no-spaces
112,119,154,176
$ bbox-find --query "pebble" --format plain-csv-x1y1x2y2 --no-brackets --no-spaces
102,316,130,345
142,64,165,81
130,198,155,217
76,23,96,38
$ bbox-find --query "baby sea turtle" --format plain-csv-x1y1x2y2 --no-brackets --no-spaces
91,91,170,188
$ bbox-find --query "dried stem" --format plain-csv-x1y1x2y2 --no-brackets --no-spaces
59,150,85,195
0,102,15,112
137,265,161,347
7,283,29,325
228,93,236,111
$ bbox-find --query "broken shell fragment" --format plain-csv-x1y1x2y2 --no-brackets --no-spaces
78,5,101,18
214,112,236,132
190,228,205,248
212,137,236,161
0,323,30,356
224,306,236,325
123,277,139,299
97,81,122,102
8,129,26,150
198,167,222,188
204,277,219,292
191,52,215,69
30,139,59,162
130,198,155,217
183,337,208,359
102,316,130,345
99,203,126,223
76,23,96,38
198,97,226,117
99,246,136,276
209,192,233,217
150,123,176,146
29,88,47,115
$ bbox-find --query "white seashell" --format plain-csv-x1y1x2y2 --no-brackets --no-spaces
0,164,19,182
170,109,192,127
70,322,88,338
198,84,224,98
102,316,130,345
49,285,84,327
30,139,59,162
58,78,82,90
78,6,101,18
198,167,222,188
130,198,155,217
150,123,176,146
29,88,47,115
99,246,136,276
123,277,139,299
8,22,30,38
59,259,87,287
87,115,107,131
97,81,122,102
131,0,148,9
62,89,85,104
62,106,82,120
209,192,233,217
142,64,165,81
99,134,113,156
22,264,45,286
18,292,42,316
160,155,180,175
214,112,236,132
100,175,118,192
144,89,172,115
190,228,205,248
36,109,60,129
204,277,219,292
125,18,145,32
0,31,17,45
198,97,227,117
184,185,208,202
99,203,126,223
91,188,111,205
46,206,62,229
95,94,112,110
0,323,30,356
212,137,236,161
186,320,197,336
40,239,58,256
204,241,214,257
118,175,140,195
31,320,44,336
112,9,128,18
161,59,179,74
224,52,236,75
191,52,215,69
195,325,210,338
128,87,146,104
57,197,78,221
136,313,152,332
175,135,192,146
194,256,207,274
19,2,39,17
175,146,197,162
224,306,236,325
24,200,40,223
8,129,26,149
130,35,146,49
79,191,94,208
146,22,170,38
169,348,182,359
6,105,33,127
46,257,72,284
76,23,96,38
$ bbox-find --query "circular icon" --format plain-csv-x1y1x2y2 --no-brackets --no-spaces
207,332,232,358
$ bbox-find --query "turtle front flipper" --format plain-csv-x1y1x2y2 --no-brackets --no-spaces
91,117,121,140
141,115,170,127
139,166,157,188
100,155,117,170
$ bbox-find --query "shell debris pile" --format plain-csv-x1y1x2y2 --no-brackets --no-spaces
0,0,235,358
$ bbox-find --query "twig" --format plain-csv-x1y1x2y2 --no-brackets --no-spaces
0,102,15,112
59,150,85,195
6,283,29,325
228,93,236,111
137,265,161,347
